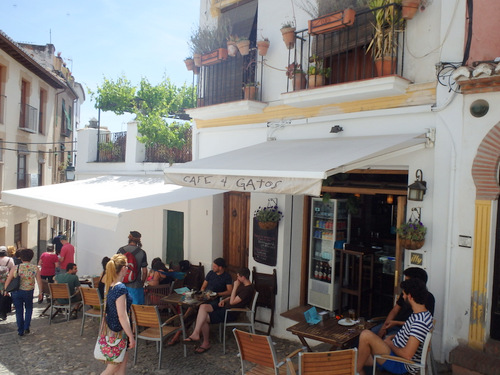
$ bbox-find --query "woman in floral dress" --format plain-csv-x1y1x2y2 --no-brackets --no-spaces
101,254,135,375
4,248,42,336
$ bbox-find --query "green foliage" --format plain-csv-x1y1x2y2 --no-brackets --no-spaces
254,205,284,223
90,75,196,149
397,219,427,241
189,18,231,55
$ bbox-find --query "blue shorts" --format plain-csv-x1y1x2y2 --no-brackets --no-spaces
376,351,408,374
126,286,144,305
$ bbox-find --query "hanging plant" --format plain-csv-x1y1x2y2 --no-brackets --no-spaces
397,218,427,249
254,205,283,230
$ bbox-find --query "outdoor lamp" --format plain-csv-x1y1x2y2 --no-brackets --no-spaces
65,163,76,182
408,169,427,201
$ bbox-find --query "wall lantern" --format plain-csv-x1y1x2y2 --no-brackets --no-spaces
65,163,76,182
407,169,427,201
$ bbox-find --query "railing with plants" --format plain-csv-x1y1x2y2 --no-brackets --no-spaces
19,103,38,133
98,131,126,162
196,47,259,106
285,2,405,92
145,127,192,163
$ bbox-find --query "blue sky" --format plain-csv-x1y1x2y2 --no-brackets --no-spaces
0,0,200,132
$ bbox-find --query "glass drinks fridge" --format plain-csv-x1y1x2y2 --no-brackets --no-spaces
307,198,350,311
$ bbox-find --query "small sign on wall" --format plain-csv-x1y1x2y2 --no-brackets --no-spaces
409,252,423,266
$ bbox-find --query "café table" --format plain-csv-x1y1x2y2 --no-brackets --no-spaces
286,317,375,352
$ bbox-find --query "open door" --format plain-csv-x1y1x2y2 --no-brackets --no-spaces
490,202,500,340
223,192,250,279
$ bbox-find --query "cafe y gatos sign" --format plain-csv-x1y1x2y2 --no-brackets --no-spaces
165,173,322,195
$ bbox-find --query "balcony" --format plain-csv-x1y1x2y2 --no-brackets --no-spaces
196,48,258,107
286,3,405,92
19,103,38,133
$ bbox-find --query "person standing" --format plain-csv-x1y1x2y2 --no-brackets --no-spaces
3,248,43,336
117,231,147,305
38,245,59,283
99,254,135,374
0,246,15,320
59,235,75,274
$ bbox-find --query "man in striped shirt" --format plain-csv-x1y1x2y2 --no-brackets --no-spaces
357,278,433,375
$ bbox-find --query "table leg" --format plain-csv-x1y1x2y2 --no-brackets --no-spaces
297,335,313,352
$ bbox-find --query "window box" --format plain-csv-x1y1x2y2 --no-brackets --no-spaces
201,48,228,66
308,8,356,35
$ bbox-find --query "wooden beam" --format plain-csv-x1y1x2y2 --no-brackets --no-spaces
322,186,407,195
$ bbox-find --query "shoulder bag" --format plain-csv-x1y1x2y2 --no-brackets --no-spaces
93,293,127,363
5,265,21,293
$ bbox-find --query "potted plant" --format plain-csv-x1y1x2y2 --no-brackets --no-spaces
286,63,306,90
257,38,270,56
367,0,404,76
189,22,231,66
280,21,296,49
307,55,331,88
402,0,420,20
254,205,283,230
397,219,427,249
243,82,258,100
184,57,195,71
236,37,251,56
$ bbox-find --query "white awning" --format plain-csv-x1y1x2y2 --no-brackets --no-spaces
164,134,427,196
2,176,224,230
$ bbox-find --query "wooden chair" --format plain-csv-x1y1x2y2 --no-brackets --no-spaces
39,279,52,317
183,262,205,290
372,331,433,375
91,276,101,288
48,283,76,324
287,348,358,375
79,287,103,336
220,291,259,354
233,328,297,375
131,304,186,369
145,283,175,317
252,267,277,335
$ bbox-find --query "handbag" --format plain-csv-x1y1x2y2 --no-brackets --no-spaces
94,299,127,363
5,265,20,293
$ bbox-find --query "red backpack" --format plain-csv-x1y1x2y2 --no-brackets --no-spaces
118,247,140,284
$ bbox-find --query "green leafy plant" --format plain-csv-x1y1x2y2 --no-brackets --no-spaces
254,205,284,223
367,0,404,60
396,219,426,241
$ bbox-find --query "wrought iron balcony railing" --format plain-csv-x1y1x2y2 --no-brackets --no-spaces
145,127,192,163
97,131,126,162
286,3,405,92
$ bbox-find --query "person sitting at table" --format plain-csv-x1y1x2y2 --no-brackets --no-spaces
167,257,233,346
183,267,254,354
373,267,435,339
357,278,433,375
54,263,82,319
146,257,175,286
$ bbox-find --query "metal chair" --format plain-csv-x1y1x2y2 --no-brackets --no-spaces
372,331,433,375
91,276,101,288
287,348,357,375
79,287,103,336
48,283,76,324
220,291,259,354
233,328,297,375
131,304,186,369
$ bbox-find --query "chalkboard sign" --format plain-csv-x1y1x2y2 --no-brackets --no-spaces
253,218,278,266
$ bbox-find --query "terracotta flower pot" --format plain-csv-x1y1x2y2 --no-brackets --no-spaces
236,40,250,56
375,57,396,77
281,27,296,49
184,58,194,71
257,40,270,56
402,0,420,20
243,85,257,100
293,72,307,90
258,221,278,230
308,74,325,88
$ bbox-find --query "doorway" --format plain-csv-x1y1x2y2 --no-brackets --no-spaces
165,210,184,266
223,192,250,278
490,201,500,340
